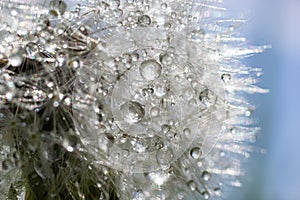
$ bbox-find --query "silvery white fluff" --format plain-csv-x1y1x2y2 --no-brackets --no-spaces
0,0,267,199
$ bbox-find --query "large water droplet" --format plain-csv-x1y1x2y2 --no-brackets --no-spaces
120,101,145,124
139,59,162,81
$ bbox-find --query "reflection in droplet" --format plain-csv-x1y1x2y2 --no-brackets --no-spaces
120,101,145,124
139,59,162,81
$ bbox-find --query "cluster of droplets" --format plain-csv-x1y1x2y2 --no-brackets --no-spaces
0,0,267,200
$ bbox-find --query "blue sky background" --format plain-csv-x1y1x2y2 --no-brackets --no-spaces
224,0,300,200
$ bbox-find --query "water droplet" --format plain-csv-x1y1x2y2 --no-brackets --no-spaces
161,3,168,9
214,187,221,196
138,15,151,26
199,88,217,107
150,107,160,117
221,73,231,83
63,135,79,152
139,59,162,81
202,171,211,181
11,9,18,16
120,101,145,124
202,191,210,199
190,147,202,159
49,0,67,16
131,53,139,62
156,146,174,167
56,50,67,67
159,53,173,66
109,0,120,9
131,139,148,153
148,170,170,186
9,54,22,67
183,128,191,135
245,109,252,117
132,189,145,200
188,180,197,191
162,124,170,133
53,101,59,107
26,42,39,58
2,159,13,170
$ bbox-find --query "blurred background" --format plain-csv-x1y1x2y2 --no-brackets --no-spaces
223,0,300,200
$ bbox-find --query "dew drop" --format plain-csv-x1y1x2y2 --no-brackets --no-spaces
2,159,13,170
9,54,22,67
131,53,139,62
156,146,174,167
159,53,173,66
63,135,79,152
56,50,67,66
109,0,120,9
183,128,191,135
162,124,170,133
53,101,59,107
49,0,67,16
199,88,217,107
190,147,202,159
150,107,160,117
138,15,151,26
10,9,18,16
139,59,162,81
26,42,39,58
221,73,231,83
132,189,145,200
120,101,145,124
202,171,211,181
161,3,167,9
245,109,252,117
188,180,197,191
131,139,148,153
202,191,210,199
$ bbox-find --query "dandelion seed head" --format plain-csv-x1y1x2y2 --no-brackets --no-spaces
0,0,267,199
